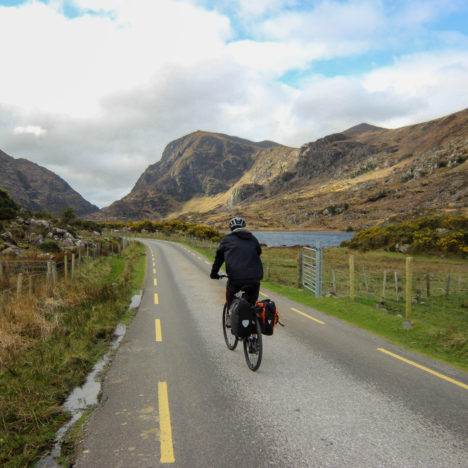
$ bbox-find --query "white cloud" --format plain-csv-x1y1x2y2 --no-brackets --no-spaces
13,125,48,137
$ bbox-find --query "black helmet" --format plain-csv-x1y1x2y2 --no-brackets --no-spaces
229,216,246,230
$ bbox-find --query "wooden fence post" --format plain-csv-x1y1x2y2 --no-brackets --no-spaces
363,266,368,294
395,272,399,302
426,273,430,298
29,276,33,297
405,257,413,320
349,254,355,302
445,273,451,296
0,261,3,279
332,269,337,294
52,262,57,284
382,270,387,300
72,254,76,279
64,255,68,281
47,261,52,285
17,273,23,298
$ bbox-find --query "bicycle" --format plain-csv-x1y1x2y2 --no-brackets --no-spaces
219,275,263,371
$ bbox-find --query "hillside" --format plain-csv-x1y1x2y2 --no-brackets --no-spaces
0,149,99,217
99,131,295,220
97,109,468,231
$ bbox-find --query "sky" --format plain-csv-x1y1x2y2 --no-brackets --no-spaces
0,0,467,208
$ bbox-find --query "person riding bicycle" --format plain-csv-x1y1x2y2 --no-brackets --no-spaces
210,216,263,309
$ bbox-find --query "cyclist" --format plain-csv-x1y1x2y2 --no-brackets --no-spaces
210,216,263,309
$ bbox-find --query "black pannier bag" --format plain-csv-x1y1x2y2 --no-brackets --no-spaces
256,299,279,335
230,297,253,337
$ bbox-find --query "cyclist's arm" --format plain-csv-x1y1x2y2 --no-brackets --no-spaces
210,243,225,278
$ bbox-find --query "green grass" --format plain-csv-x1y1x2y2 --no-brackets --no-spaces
0,241,146,467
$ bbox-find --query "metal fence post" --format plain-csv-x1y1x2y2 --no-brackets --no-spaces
296,251,303,288
316,242,322,297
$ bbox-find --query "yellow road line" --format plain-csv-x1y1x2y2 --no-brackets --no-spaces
154,293,159,305
153,262,156,267
158,381,175,463
377,348,468,390
290,307,325,325
153,268,157,275
259,291,267,297
154,278,158,286
155,319,162,342
205,260,211,265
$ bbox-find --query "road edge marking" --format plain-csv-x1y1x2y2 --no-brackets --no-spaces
158,381,175,463
377,348,468,390
290,307,325,325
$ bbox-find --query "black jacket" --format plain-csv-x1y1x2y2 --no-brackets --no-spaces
211,228,263,282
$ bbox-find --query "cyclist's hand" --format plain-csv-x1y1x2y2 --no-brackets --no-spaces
210,272,220,279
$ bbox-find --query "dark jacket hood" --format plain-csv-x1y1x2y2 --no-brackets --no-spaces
229,227,254,240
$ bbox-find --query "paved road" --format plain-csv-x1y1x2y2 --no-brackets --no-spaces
75,239,468,467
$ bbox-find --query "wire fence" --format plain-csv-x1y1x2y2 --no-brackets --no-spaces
322,259,468,320
0,238,125,303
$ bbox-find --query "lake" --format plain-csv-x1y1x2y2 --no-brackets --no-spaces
251,231,355,247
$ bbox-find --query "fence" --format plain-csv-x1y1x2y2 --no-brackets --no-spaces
323,255,468,320
0,238,125,305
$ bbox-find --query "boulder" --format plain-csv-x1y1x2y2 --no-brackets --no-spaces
30,219,50,229
1,231,16,245
61,238,75,247
53,228,67,237
1,246,24,257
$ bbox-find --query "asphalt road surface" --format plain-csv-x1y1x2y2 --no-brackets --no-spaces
75,239,468,468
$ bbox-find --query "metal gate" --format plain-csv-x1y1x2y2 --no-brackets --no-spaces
302,245,323,297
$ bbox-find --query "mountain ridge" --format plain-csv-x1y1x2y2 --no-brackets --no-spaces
0,149,99,217
96,108,468,230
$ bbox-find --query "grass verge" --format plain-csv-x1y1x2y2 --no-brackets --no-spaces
0,241,146,467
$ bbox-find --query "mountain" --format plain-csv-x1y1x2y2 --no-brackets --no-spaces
99,131,295,220
343,123,386,135
0,150,99,216
98,109,468,230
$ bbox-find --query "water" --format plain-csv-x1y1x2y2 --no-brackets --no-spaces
252,231,355,248
36,292,142,468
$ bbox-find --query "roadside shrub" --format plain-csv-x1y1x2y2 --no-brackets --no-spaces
343,215,467,256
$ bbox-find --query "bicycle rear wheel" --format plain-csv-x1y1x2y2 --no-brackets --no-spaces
222,303,238,350
243,317,263,371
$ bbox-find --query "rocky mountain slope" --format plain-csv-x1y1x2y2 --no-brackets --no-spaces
99,131,292,220
0,149,99,216
97,109,468,231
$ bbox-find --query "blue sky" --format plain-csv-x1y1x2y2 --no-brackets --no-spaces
0,0,467,207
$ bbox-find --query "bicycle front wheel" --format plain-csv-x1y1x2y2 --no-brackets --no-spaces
243,317,263,371
222,303,238,350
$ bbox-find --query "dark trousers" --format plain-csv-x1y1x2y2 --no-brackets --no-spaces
226,279,260,310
